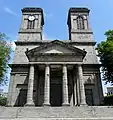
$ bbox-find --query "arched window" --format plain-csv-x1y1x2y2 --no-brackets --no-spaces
77,16,85,30
27,20,35,29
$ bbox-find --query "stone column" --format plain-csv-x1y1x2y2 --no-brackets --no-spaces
26,64,35,106
76,74,80,106
62,64,69,106
43,64,50,106
73,71,77,106
78,64,87,105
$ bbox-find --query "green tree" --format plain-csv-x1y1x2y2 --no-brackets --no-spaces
0,32,11,85
96,30,113,84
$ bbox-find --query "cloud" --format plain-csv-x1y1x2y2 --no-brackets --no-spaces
45,13,53,18
43,33,56,40
44,11,53,18
7,41,16,51
42,33,49,40
10,41,16,51
4,7,18,16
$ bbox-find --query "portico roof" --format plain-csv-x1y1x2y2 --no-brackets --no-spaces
25,40,87,62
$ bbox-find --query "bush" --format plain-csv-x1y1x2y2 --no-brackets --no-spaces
104,95,113,105
0,96,7,106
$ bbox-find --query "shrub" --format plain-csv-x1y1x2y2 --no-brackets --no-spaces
104,95,113,105
0,96,7,106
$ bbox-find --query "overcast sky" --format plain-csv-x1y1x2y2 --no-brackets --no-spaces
0,0,113,94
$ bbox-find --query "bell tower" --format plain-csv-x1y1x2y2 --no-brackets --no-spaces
18,7,44,42
67,8,94,42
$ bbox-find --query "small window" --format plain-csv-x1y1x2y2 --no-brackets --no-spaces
27,20,35,29
77,16,85,30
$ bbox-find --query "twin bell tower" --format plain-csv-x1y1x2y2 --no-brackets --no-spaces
18,7,94,42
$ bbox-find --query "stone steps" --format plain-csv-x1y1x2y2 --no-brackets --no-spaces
0,106,113,119
1,118,113,120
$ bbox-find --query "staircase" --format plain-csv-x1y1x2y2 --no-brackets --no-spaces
0,106,113,119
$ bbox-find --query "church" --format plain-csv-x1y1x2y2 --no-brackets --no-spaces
7,7,104,107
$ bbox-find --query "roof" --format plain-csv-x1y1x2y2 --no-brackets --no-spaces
69,7,90,13
22,7,43,12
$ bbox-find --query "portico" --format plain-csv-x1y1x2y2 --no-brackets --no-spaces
25,63,86,106
24,40,87,106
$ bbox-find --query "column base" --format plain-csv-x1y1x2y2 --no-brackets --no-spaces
80,103,87,106
6,105,13,107
62,103,70,106
43,103,50,106
25,102,35,107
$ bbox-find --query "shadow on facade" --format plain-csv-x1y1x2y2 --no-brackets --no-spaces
13,67,93,107
14,74,29,107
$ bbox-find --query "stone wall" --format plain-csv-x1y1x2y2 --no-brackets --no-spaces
13,44,38,64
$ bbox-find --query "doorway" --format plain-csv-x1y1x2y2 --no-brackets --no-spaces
50,84,62,106
18,89,27,106
85,89,94,106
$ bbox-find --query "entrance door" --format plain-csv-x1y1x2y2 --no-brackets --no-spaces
50,84,62,106
85,89,94,106
18,89,27,106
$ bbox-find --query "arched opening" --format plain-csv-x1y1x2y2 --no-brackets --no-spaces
77,16,85,30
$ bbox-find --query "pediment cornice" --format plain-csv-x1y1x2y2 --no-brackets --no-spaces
25,40,87,62
26,40,86,54
15,41,96,46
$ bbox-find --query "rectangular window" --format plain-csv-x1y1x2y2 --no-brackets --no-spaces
27,20,35,29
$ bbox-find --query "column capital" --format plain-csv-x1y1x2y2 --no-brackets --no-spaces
62,64,68,68
30,64,34,67
29,63,34,65
45,63,50,66
77,64,83,67
63,63,67,65
74,64,83,69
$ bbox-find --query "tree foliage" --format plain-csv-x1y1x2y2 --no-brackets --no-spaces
0,96,7,106
104,95,113,105
96,30,113,84
0,33,11,85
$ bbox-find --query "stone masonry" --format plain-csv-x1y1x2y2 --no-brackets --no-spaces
7,7,104,108
1,6,113,120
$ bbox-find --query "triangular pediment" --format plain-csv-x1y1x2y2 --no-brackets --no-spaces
26,40,87,60
39,42,74,54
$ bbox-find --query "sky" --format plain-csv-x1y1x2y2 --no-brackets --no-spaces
0,0,113,95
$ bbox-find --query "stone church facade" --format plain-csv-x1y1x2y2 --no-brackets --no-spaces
7,7,104,107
